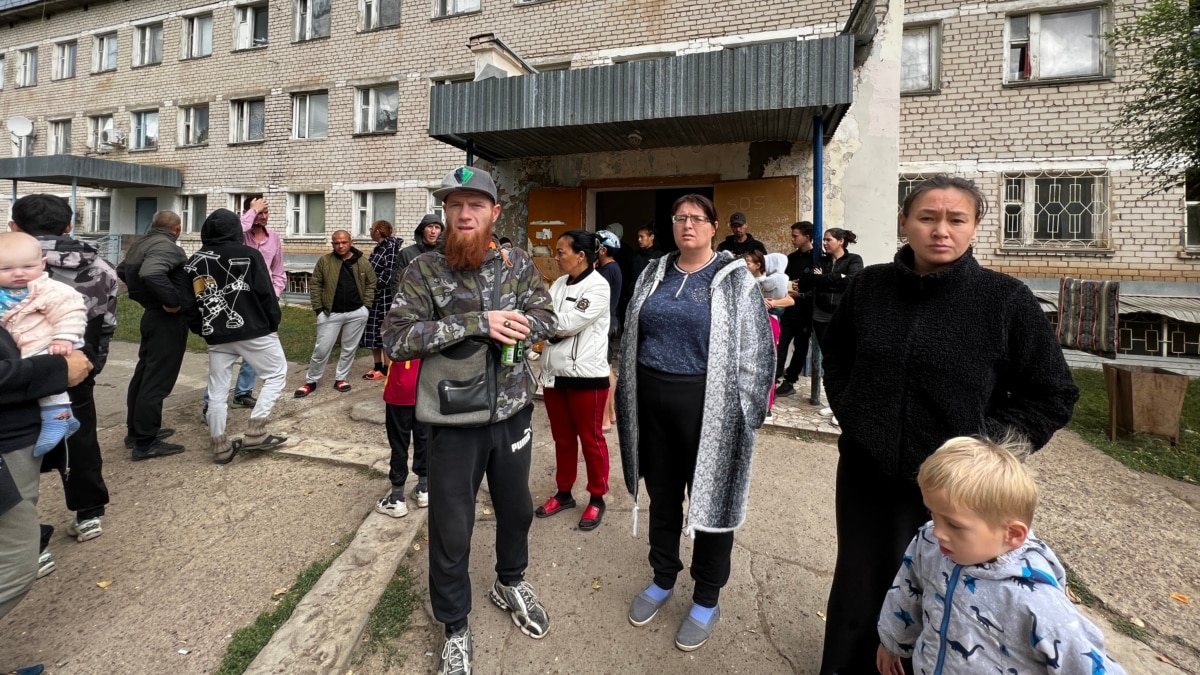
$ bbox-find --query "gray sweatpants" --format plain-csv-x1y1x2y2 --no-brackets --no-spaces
0,444,40,620
306,306,368,384
206,334,289,440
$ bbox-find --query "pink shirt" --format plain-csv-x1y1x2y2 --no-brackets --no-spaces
241,209,286,297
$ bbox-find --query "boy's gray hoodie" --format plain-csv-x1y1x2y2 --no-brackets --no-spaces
879,522,1126,675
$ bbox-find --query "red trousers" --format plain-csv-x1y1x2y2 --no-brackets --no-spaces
543,387,610,497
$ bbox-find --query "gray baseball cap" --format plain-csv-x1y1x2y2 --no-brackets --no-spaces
432,166,499,203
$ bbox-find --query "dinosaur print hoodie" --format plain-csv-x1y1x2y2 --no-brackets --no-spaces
879,522,1125,675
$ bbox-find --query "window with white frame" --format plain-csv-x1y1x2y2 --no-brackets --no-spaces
288,192,326,236
235,4,270,50
901,24,939,93
292,92,328,139
17,48,37,87
354,190,396,236
181,195,208,234
49,120,72,155
0,55,5,89
87,115,114,150
53,41,76,80
183,14,213,59
94,32,118,72
1007,7,1106,83
131,110,159,150
134,23,164,66
179,105,209,145
1002,170,1110,249
231,98,266,143
1186,169,1199,249
294,0,331,41
428,191,444,221
11,134,33,158
355,84,398,133
229,193,260,215
435,0,480,17
86,197,112,232
361,0,400,30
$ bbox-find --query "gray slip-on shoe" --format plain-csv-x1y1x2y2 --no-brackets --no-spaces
628,587,673,627
675,605,721,651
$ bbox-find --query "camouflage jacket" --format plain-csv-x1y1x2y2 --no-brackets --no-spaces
38,236,119,377
382,245,554,423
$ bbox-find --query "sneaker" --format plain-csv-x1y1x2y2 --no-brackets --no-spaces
438,625,473,675
628,586,673,627
675,605,721,651
375,493,409,518
818,407,834,417
775,381,796,397
763,413,775,425
230,393,257,408
37,550,56,579
488,579,550,639
414,489,430,509
68,517,103,542
132,439,186,461
831,416,839,427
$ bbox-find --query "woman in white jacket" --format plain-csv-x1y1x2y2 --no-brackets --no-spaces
537,230,612,531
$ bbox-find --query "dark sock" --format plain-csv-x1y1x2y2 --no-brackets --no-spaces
380,362,389,374
445,619,468,636
374,362,384,372
589,496,605,508
555,490,573,503
498,574,523,587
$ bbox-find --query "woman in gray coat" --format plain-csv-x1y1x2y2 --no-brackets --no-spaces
616,194,774,652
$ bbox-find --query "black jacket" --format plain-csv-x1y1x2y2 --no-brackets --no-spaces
0,327,68,453
117,228,192,311
813,252,863,317
782,246,818,322
716,233,767,257
183,209,281,345
628,245,665,295
822,247,1079,480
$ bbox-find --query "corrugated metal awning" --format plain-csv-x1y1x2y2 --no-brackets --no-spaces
429,35,856,160
1033,291,1200,324
0,155,182,189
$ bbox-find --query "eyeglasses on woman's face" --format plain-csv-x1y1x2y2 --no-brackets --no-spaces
672,214,712,225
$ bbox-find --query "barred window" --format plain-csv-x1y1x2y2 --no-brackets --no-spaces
1186,169,1199,250
1002,170,1110,249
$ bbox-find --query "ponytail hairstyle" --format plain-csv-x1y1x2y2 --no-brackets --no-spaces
825,228,858,248
560,229,601,266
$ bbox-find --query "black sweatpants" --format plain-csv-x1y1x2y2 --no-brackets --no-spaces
776,315,812,383
385,403,429,489
41,378,109,520
637,366,734,609
819,456,928,675
427,405,535,628
126,308,188,448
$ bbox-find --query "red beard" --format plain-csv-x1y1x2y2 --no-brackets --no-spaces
444,224,492,270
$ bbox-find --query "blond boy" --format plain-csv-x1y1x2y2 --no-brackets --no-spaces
876,436,1125,675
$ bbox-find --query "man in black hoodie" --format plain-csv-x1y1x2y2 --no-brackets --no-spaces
396,213,443,271
184,209,288,465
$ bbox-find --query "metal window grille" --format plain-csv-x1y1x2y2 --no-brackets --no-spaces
1001,170,1110,250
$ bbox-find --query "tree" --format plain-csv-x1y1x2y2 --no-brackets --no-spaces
1110,0,1200,194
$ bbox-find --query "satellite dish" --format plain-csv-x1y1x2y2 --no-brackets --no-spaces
6,116,33,137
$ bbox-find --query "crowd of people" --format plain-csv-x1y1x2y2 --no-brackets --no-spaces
0,170,1125,675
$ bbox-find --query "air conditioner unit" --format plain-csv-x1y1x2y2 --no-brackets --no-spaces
102,129,126,146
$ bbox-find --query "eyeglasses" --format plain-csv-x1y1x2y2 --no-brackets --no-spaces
672,214,712,225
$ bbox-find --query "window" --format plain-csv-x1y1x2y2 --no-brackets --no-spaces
361,0,400,30
86,197,112,232
0,55,5,89
289,192,326,236
181,195,208,234
355,190,396,236
134,23,164,66
1187,169,1200,249
435,0,480,17
183,14,213,59
1002,171,1110,249
294,0,331,41
292,92,328,139
53,41,77,80
94,32,118,72
428,191,444,221
901,24,939,93
179,105,210,146
1007,8,1105,83
131,110,159,150
87,115,114,150
231,99,266,143
355,84,398,133
11,134,33,158
235,4,270,50
17,48,37,87
49,120,72,155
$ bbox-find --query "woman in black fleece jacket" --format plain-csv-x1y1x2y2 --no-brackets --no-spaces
817,175,1079,675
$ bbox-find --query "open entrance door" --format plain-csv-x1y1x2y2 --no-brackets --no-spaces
712,177,800,253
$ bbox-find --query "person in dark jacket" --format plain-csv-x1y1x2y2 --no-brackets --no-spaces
817,175,1080,675
116,210,191,460
9,194,118,546
774,221,816,397
715,212,767,257
396,214,443,270
184,209,288,464
811,227,862,349
361,219,405,381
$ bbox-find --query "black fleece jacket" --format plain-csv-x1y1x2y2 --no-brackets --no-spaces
822,246,1079,480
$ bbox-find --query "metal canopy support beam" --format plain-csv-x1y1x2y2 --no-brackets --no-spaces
810,113,825,407
71,176,78,237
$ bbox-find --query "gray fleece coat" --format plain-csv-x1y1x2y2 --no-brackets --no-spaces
616,251,774,536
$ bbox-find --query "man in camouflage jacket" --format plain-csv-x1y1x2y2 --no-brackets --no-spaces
382,166,554,675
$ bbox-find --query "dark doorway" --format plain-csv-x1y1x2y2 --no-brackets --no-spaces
135,197,158,234
594,186,714,254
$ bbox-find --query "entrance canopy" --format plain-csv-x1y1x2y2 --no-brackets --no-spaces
0,155,182,189
429,35,856,161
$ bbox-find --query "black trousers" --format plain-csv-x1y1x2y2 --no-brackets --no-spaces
819,456,928,675
637,366,734,609
427,405,534,627
776,316,812,383
126,308,188,447
385,403,429,489
41,378,109,520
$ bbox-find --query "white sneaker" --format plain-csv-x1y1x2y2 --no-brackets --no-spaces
818,407,834,417
68,517,103,542
415,489,429,508
375,493,409,518
763,414,775,425
831,416,839,427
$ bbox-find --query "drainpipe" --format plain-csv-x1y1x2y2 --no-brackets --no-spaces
466,139,475,167
71,177,78,237
810,113,824,406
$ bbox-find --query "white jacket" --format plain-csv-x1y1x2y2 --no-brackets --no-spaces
542,268,611,387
